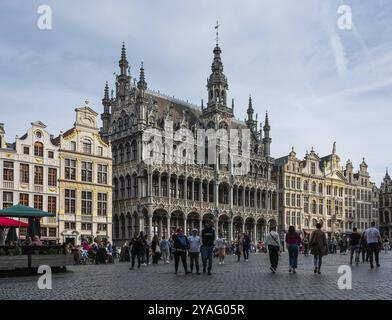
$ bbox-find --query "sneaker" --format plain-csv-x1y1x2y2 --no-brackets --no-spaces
293,268,296,274
289,268,292,273
314,267,318,274
222,261,225,264
370,264,374,269
166,260,170,264
317,269,321,274
377,264,380,268
219,262,222,265
270,267,276,273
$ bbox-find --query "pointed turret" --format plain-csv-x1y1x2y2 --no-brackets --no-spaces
203,24,232,117
137,62,147,91
385,168,391,181
136,62,148,125
246,95,256,130
262,112,271,157
101,82,111,139
118,42,130,100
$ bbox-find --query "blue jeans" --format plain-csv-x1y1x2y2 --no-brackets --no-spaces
288,244,299,269
314,255,322,268
201,246,213,272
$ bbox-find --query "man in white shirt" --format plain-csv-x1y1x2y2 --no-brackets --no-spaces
188,229,201,274
265,226,281,273
365,221,381,269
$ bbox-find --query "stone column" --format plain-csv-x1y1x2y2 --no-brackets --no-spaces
214,217,219,239
192,180,195,201
158,174,162,197
228,219,232,242
214,182,219,207
230,185,233,208
175,176,179,199
207,183,210,203
253,223,257,243
199,218,203,234
158,217,162,237
184,217,187,236
167,215,171,237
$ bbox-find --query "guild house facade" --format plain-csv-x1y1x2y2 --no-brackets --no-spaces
0,122,60,242
275,143,379,238
100,39,279,245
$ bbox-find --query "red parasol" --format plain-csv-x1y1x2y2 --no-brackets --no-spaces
0,217,29,228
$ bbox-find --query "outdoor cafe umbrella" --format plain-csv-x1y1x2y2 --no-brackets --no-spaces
0,217,29,244
0,204,55,239
5,227,18,243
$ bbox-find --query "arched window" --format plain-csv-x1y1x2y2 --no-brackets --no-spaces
119,145,124,163
124,116,129,129
131,140,137,160
304,180,309,191
118,118,124,132
34,142,44,157
312,182,317,193
126,143,131,161
312,200,317,214
318,183,323,194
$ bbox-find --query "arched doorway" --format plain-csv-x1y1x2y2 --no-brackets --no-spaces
170,211,185,235
152,209,169,237
233,216,243,240
218,214,229,239
202,213,214,228
245,217,255,242
256,218,266,242
187,212,200,235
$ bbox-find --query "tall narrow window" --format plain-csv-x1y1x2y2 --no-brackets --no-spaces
48,168,57,186
3,192,13,208
81,191,92,215
34,142,44,157
34,166,43,185
34,195,43,210
3,161,14,181
98,193,107,216
81,162,93,182
65,159,76,180
47,196,57,213
65,189,76,214
82,142,92,154
20,163,29,183
97,164,108,184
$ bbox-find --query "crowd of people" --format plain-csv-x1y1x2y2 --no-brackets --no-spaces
63,220,388,277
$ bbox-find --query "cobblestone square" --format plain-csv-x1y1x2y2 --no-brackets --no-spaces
1,251,391,300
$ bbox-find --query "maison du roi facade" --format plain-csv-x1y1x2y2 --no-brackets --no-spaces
0,105,112,244
379,170,392,239
100,41,278,245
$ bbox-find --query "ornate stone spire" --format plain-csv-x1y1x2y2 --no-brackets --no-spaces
262,112,271,157
332,141,336,155
118,42,130,100
137,62,147,91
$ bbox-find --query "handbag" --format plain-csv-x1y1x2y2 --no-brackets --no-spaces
155,244,161,253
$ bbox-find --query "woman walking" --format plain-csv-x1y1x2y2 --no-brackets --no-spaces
285,226,301,273
215,233,227,265
309,223,328,274
151,235,161,264
265,226,281,273
172,228,189,275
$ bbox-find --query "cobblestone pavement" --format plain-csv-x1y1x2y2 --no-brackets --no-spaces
1,251,391,300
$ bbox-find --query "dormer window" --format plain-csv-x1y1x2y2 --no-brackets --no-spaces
311,162,316,175
82,141,92,154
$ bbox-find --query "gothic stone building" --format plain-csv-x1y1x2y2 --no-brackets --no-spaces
100,42,278,245
379,170,392,238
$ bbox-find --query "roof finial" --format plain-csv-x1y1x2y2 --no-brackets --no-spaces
215,20,220,46
332,141,336,154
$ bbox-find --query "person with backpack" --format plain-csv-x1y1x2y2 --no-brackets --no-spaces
265,226,281,273
309,223,328,274
201,221,215,275
172,228,189,275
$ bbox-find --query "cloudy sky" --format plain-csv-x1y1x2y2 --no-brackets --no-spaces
1,0,391,184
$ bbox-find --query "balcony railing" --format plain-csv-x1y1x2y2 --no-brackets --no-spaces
3,181,14,189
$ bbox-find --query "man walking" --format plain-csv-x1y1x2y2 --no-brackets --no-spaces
348,227,361,265
201,221,215,275
243,232,251,261
188,229,201,274
265,226,281,273
365,221,381,269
